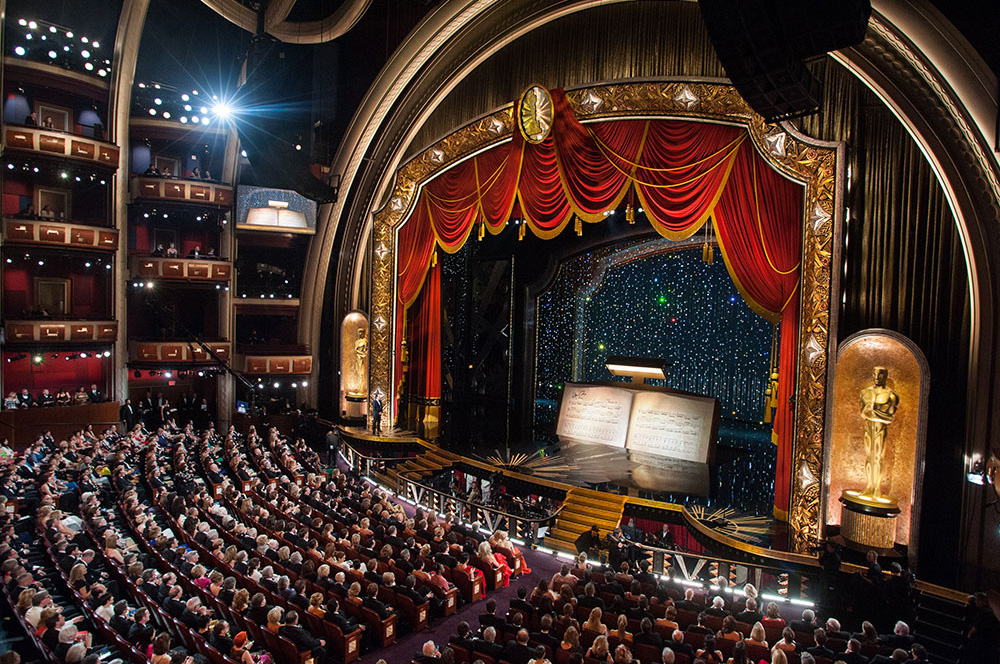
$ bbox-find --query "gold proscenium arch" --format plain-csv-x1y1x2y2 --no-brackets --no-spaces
369,81,844,551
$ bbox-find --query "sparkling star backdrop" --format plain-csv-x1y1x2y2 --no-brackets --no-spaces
534,245,778,514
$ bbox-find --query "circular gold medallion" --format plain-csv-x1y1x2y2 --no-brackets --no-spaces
518,85,554,144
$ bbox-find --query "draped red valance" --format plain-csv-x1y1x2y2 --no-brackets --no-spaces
395,88,804,515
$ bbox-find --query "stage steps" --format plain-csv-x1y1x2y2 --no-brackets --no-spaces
369,446,458,489
544,487,628,555
913,591,969,664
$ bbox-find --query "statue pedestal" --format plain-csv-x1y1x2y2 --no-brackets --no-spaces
839,491,900,549
344,393,366,420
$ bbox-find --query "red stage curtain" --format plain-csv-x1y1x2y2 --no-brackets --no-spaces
712,147,802,517
406,263,442,401
393,88,805,515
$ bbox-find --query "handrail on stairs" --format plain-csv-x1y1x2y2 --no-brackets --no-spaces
391,470,567,547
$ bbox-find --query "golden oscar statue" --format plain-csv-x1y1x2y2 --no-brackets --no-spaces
347,328,367,398
841,366,902,548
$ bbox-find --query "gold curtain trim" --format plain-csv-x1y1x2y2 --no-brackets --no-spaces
753,158,800,275
552,131,632,224
593,133,745,189
636,140,742,242
712,211,799,324
424,151,512,206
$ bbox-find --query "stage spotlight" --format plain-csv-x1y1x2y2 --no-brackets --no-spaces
211,101,233,119
84,63,93,71
179,117,188,124
164,371,173,379
14,46,25,56
80,352,88,358
81,49,90,58
103,351,111,358
32,354,44,365
47,50,56,59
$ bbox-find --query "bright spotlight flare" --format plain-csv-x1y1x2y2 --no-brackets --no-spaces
211,100,234,120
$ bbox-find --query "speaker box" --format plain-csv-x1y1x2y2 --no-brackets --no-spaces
698,0,871,122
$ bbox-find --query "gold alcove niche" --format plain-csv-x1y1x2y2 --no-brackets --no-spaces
340,310,370,420
824,329,929,562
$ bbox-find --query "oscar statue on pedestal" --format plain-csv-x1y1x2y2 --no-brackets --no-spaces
856,366,900,501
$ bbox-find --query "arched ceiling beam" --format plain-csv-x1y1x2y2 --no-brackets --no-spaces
198,0,373,44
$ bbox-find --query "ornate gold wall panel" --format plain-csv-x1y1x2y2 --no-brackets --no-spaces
369,81,843,550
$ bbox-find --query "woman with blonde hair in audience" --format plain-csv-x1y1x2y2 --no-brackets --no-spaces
307,592,326,619
770,649,788,664
232,588,250,615
584,606,608,636
477,540,511,588
190,564,211,590
613,644,634,664
15,588,35,615
586,634,614,663
609,613,633,644
747,621,769,648
104,533,124,564
68,563,90,598
347,581,362,603
560,625,583,654
208,571,224,596
265,606,284,633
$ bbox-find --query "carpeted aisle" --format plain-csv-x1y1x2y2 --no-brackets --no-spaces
371,545,564,663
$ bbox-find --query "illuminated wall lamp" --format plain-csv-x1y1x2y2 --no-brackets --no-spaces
604,355,672,384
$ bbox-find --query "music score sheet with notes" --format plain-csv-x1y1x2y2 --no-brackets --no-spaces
556,382,716,464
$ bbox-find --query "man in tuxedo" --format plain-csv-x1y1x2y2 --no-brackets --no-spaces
736,597,763,625
825,618,852,643
119,399,135,431
163,585,186,618
676,588,701,612
279,611,328,663
503,629,534,664
362,582,394,619
634,618,664,649
807,629,836,660
414,640,441,664
839,639,872,664
669,630,696,660
127,608,155,650
479,598,505,633
449,621,478,652
531,614,560,652
473,626,505,661
879,621,914,650
88,383,104,403
791,609,819,634
578,582,606,610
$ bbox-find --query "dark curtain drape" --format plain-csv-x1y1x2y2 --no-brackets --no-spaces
395,88,804,514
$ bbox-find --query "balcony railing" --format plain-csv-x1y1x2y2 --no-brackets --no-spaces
4,319,117,343
129,340,231,364
129,255,232,282
3,125,119,168
3,218,117,251
130,175,233,207
242,355,313,375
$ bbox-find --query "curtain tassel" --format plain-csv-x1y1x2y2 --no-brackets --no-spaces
430,250,438,267
575,216,583,236
518,223,526,241
626,204,635,225
477,222,485,241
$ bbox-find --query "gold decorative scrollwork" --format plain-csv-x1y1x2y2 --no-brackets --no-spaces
369,82,841,551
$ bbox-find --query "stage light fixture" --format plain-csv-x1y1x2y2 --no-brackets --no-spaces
79,352,88,359
103,351,111,357
66,31,73,38
211,102,233,120
32,354,44,365
28,21,37,29
164,371,173,379
605,355,672,384
179,117,188,124
84,262,91,267
92,41,99,48
84,62,94,71
81,50,89,58
47,50,56,58
18,19,26,26
148,108,157,116
14,46,25,56
49,26,56,33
